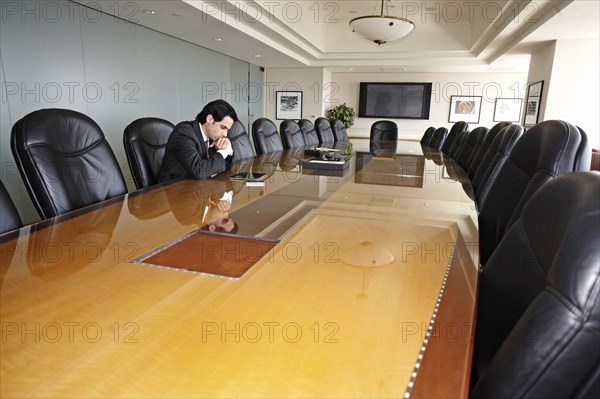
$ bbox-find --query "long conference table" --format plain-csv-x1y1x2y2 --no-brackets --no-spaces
1,139,478,398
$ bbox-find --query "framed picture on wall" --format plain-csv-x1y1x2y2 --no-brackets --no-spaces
276,91,302,120
493,98,523,122
524,81,543,127
448,95,482,123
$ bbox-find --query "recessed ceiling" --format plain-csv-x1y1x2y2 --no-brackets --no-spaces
77,0,599,72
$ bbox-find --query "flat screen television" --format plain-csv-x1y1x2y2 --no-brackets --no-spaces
358,82,432,119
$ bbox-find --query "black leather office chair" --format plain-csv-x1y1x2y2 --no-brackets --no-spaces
279,120,306,149
369,120,398,156
465,122,511,179
427,127,448,151
420,126,436,146
478,120,591,266
455,126,488,170
123,117,174,189
314,117,335,145
472,124,523,207
370,120,398,142
11,108,127,219
251,118,283,155
330,119,348,142
448,129,469,159
228,120,255,161
471,172,600,399
298,119,319,147
441,121,468,154
1,180,22,235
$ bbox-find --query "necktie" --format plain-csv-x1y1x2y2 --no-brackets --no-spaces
205,140,210,158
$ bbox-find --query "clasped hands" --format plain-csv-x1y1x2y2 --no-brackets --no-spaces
209,137,231,151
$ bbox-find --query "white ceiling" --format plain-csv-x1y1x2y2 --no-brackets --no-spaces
79,0,599,73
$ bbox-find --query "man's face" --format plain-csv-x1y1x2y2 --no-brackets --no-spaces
208,216,235,233
204,114,234,141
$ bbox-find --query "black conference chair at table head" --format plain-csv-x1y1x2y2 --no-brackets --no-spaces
0,180,22,235
370,120,398,143
251,118,284,155
369,120,398,156
298,119,319,147
279,120,306,149
123,117,174,189
470,171,600,399
314,117,335,145
228,120,255,161
441,121,469,154
11,108,127,220
478,119,591,266
330,119,348,142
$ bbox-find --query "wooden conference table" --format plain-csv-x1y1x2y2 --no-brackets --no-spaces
0,140,478,398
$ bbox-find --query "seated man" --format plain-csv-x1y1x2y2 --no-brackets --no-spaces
158,99,238,182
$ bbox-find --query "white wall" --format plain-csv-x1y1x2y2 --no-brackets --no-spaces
328,71,528,139
0,1,261,224
266,68,528,140
537,39,599,149
263,67,326,124
526,41,556,125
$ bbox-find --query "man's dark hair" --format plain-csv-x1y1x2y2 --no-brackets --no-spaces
201,221,239,235
196,99,238,123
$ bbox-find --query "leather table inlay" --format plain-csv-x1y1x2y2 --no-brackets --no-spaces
136,231,278,278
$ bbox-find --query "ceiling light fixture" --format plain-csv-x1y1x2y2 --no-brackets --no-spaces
349,0,415,46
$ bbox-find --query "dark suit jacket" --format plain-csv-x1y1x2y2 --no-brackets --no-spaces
157,120,232,182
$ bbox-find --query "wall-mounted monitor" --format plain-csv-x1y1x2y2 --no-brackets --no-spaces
358,82,432,119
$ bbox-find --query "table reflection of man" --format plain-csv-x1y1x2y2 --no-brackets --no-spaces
201,189,238,234
167,179,239,234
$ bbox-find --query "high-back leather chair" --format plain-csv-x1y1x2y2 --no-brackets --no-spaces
427,127,449,151
369,121,398,157
330,119,348,142
298,119,319,147
228,120,255,161
123,117,174,189
442,121,468,154
478,120,591,266
420,126,436,146
448,129,469,159
471,172,600,398
251,118,283,155
314,117,335,145
472,124,523,207
455,126,488,169
11,108,127,219
466,122,511,178
279,120,306,149
370,120,398,143
0,180,22,235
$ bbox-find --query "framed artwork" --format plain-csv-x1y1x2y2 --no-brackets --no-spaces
448,95,482,123
493,98,523,122
276,91,302,120
524,81,543,127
